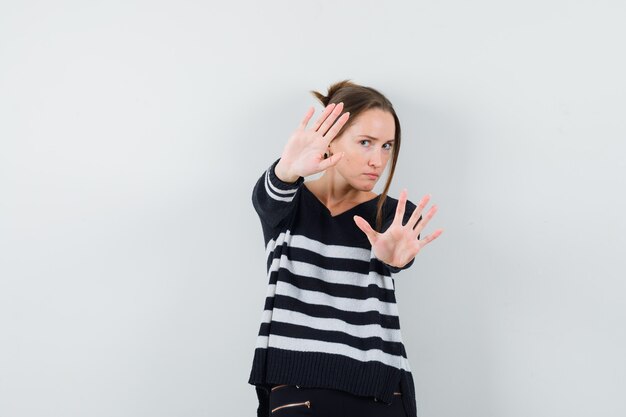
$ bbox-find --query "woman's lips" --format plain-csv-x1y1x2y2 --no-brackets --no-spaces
364,173,379,180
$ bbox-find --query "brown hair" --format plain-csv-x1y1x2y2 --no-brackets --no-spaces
311,80,401,232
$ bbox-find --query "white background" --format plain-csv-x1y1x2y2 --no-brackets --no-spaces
1,1,625,416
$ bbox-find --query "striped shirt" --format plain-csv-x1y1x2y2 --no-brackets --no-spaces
248,158,419,417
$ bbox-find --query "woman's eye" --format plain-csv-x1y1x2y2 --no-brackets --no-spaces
359,139,370,146
383,143,393,150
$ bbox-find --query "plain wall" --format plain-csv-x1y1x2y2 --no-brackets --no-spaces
1,1,625,416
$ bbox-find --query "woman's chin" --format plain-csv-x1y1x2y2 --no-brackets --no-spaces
355,181,376,192
346,177,379,192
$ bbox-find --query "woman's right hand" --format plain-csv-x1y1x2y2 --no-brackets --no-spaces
274,102,350,183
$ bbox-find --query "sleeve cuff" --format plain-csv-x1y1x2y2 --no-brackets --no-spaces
263,158,303,203
268,158,304,189
384,257,415,274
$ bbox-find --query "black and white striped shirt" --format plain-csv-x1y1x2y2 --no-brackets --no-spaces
248,158,419,417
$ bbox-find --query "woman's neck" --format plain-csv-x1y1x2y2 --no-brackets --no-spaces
305,171,377,211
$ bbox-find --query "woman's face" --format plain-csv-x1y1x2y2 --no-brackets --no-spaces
329,108,396,192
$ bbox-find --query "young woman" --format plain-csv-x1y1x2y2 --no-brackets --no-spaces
248,80,443,417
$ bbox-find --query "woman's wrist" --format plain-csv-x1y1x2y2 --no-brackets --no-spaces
274,159,300,184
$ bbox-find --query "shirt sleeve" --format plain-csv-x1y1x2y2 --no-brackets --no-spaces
251,158,304,231
380,198,421,273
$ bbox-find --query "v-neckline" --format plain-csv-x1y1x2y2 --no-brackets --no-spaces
302,183,380,219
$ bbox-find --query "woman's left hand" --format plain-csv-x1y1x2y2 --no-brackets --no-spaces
353,190,443,268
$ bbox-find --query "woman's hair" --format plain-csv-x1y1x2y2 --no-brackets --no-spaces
311,80,401,232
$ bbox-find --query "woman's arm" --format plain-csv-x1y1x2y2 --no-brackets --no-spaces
251,158,304,230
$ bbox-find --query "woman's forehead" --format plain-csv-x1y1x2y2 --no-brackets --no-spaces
349,109,395,139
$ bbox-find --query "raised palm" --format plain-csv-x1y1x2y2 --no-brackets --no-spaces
275,103,350,182
353,190,443,268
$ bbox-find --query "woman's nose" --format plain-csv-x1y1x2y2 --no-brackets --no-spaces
369,150,382,167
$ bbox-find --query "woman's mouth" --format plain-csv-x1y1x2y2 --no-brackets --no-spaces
364,173,379,180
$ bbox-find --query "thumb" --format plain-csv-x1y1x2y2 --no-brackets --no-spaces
318,152,344,171
353,215,378,244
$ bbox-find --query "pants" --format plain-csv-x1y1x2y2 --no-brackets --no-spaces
268,384,408,417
